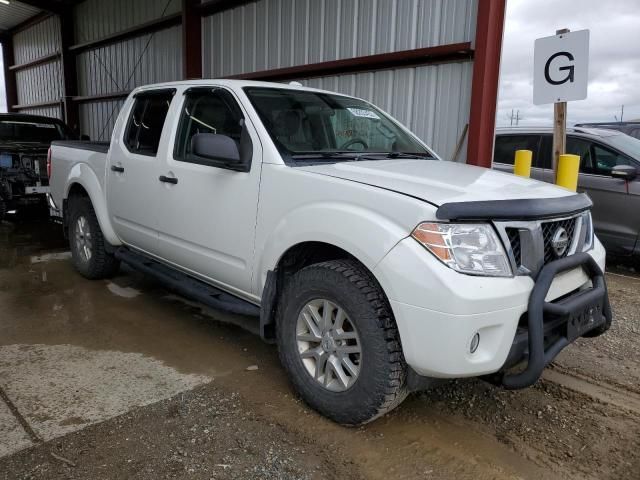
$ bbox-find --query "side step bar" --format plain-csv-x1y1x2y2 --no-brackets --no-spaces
114,247,260,317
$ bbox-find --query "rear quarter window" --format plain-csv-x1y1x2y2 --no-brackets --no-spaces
494,135,541,165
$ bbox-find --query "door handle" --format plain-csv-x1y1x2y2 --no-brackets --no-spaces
159,175,178,184
110,165,124,173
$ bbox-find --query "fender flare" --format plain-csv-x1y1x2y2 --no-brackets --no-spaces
255,201,409,297
65,163,121,246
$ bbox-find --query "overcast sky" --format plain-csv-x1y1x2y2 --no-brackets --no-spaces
498,0,640,126
2,0,640,125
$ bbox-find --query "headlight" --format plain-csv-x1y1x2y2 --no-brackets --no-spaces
411,222,512,277
581,211,594,252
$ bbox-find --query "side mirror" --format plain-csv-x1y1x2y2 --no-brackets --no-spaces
191,133,241,165
80,134,91,141
611,164,637,181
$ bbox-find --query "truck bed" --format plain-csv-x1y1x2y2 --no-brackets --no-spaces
50,140,110,154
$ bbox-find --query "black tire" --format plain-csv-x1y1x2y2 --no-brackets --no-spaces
0,197,6,222
68,196,119,279
276,259,408,425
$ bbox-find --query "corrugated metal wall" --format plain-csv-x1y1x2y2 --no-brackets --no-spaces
13,15,61,64
79,99,126,142
9,0,477,154
73,0,183,140
203,0,476,76
74,0,181,43
76,26,183,97
12,15,63,118
202,0,477,161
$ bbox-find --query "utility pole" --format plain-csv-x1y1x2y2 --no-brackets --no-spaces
508,109,522,126
552,28,570,180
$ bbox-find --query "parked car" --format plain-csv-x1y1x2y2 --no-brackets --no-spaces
575,121,640,140
0,113,77,220
49,81,611,425
495,127,640,259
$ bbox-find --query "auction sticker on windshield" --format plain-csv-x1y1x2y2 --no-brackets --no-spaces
347,108,380,120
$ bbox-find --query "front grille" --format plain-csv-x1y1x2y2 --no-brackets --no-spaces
500,215,581,274
506,228,521,266
541,218,577,264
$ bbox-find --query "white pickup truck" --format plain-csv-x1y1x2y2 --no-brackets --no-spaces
48,80,611,425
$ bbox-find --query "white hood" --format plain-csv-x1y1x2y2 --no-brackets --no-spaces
298,159,574,206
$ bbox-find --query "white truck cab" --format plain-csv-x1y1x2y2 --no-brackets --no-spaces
48,80,611,425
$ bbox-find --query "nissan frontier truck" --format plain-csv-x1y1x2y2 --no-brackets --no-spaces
48,80,611,425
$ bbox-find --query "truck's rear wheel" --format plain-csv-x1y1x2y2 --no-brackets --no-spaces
68,197,119,279
276,259,408,425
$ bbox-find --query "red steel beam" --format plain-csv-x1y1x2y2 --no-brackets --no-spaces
466,0,507,168
182,0,202,79
69,13,182,53
60,10,79,130
8,12,53,35
71,91,131,103
1,36,18,113
9,52,61,72
13,100,62,110
198,0,257,17
229,43,473,82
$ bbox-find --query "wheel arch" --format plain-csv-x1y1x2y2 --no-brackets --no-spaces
260,240,394,342
64,163,120,246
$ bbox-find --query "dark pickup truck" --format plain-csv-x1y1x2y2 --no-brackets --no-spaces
0,113,77,220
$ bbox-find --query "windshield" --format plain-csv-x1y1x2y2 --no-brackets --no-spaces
606,132,640,160
244,87,431,159
0,119,68,143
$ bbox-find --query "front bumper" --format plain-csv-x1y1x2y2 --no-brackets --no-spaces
499,252,610,389
374,236,609,383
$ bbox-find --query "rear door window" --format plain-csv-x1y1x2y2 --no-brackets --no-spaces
566,136,596,174
124,90,175,156
494,135,542,166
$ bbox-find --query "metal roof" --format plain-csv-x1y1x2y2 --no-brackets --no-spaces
0,1,41,32
495,126,623,138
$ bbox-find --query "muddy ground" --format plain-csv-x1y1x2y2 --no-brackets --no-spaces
0,216,638,479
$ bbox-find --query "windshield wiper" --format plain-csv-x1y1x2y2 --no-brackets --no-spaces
291,151,435,162
350,151,435,161
291,151,358,161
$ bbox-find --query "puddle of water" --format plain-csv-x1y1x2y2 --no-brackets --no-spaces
30,252,72,264
106,282,141,298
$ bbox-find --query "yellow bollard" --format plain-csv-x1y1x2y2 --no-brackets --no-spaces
556,154,580,191
514,150,532,178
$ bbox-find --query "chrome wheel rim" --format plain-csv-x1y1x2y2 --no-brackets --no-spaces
74,215,92,262
296,299,362,392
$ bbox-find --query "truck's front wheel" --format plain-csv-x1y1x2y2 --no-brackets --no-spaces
68,197,119,279
276,259,408,425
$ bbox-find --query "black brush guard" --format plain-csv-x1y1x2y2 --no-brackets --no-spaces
500,252,612,389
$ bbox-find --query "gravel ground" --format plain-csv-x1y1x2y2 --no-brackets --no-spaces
556,265,640,393
0,383,359,480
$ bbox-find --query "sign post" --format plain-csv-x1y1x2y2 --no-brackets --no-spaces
533,28,589,179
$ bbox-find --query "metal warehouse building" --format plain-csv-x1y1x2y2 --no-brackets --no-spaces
1,0,505,166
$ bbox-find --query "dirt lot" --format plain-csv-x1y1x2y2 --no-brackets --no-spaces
0,217,639,480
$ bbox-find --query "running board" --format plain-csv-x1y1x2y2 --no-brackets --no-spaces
114,247,260,317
